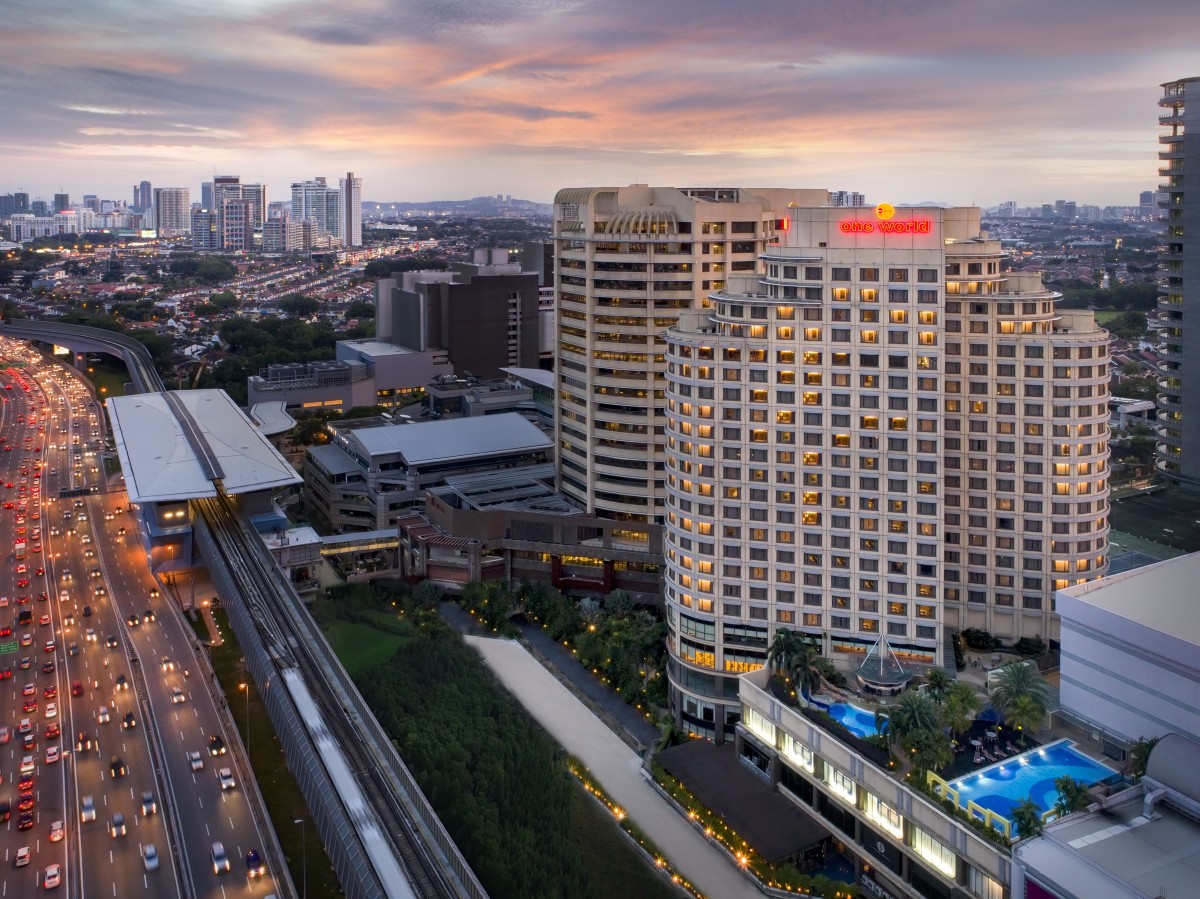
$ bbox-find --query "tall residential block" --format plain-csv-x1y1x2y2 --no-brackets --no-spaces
553,186,829,523
340,172,362,247
152,187,191,237
661,204,1110,741
1157,77,1200,488
291,177,342,240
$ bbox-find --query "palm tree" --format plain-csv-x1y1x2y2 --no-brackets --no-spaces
989,661,1049,717
886,690,940,746
766,628,808,679
940,682,984,737
1004,693,1046,746
906,726,953,773
924,669,952,705
1009,798,1045,839
1052,776,1092,818
792,644,830,698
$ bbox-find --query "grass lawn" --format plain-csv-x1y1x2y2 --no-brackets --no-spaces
197,608,345,898
1094,310,1123,323
323,618,408,676
84,357,132,399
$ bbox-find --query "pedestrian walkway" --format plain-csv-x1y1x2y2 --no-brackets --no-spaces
464,635,760,899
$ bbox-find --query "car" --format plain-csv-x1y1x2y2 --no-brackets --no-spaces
41,660,54,674
44,863,61,888
19,716,32,734
126,614,139,627
76,732,92,752
44,721,59,737
82,605,91,617
85,628,96,642
187,750,204,771
44,702,56,719
67,642,78,656
115,674,128,691
141,843,159,872
23,699,37,713
143,608,155,622
0,726,8,744
42,638,54,651
109,812,126,838
20,756,35,774
63,613,74,625
18,792,35,812
43,685,56,699
89,567,101,578
160,656,174,672
122,711,136,729
217,767,236,790
22,682,35,696
97,705,109,724
0,626,10,638
211,842,230,874
208,734,226,756
105,634,118,649
39,614,50,627
71,680,83,696
49,820,63,843
141,791,157,816
110,756,126,778
17,812,34,831
171,687,185,704
19,633,32,647
19,656,31,670
93,586,106,597
0,666,12,679
45,745,60,764
0,799,9,822
246,849,265,878
15,846,29,867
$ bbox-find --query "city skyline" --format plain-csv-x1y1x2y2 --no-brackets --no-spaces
2,0,1197,207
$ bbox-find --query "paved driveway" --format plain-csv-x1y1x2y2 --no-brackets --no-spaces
465,635,760,899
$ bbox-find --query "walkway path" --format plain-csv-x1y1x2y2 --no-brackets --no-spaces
464,635,760,899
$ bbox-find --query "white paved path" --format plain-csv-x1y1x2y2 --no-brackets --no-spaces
465,635,761,899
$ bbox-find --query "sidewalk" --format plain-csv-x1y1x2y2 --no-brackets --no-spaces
464,635,760,899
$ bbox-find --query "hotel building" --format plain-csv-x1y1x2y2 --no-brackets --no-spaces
1156,77,1200,488
552,185,830,524
662,205,1110,741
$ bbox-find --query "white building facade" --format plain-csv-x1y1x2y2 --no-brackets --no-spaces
663,205,1111,740
339,172,362,248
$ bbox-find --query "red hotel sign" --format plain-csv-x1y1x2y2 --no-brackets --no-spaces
839,219,933,234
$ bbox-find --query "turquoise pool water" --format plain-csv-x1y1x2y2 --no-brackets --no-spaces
826,702,884,738
947,739,1116,819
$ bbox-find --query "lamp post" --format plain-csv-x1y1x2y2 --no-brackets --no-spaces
293,818,306,899
239,683,249,753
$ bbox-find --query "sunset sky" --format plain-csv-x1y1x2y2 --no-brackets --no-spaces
2,0,1197,207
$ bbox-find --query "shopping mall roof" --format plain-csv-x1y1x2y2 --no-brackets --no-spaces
348,412,551,466
107,389,302,503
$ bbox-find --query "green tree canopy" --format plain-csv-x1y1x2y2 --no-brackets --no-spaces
277,294,321,316
990,661,1049,717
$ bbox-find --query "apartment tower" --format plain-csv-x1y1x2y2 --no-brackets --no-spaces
553,185,829,524
152,187,191,237
340,172,363,247
662,205,1110,741
1157,77,1200,488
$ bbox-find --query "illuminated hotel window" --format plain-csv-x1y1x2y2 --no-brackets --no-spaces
804,328,821,341
777,327,795,340
861,330,878,344
803,351,821,364
861,288,878,303
832,288,849,302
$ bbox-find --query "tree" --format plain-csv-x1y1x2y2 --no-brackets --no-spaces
344,299,376,319
1004,694,1046,746
1129,736,1159,778
602,589,635,617
1053,776,1092,818
886,690,941,746
792,644,833,698
277,294,321,316
941,682,984,737
989,661,1049,717
924,669,952,705
905,726,953,773
1010,799,1045,839
766,628,809,679
412,580,442,608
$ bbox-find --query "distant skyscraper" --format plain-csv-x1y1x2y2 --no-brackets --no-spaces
12,192,28,213
134,180,152,211
339,172,362,247
53,193,70,213
829,190,866,207
291,177,342,239
153,188,191,237
1157,77,1200,489
241,183,267,232
201,181,214,210
30,201,47,217
83,195,100,213
190,209,220,251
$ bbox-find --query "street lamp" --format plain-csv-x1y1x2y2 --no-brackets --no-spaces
293,818,307,899
239,683,249,753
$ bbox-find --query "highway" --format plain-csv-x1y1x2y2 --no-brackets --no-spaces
0,344,281,897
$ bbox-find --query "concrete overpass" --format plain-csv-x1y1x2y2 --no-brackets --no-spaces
0,319,164,392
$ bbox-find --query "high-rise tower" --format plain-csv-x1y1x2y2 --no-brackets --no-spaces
552,185,828,524
340,172,362,247
1157,77,1200,488
662,205,1110,741
152,187,191,237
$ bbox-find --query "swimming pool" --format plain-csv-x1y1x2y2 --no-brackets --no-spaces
826,702,884,739
947,739,1116,820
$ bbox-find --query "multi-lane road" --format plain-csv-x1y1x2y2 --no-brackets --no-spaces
0,344,282,897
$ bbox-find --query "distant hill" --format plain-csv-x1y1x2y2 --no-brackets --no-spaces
363,196,553,217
